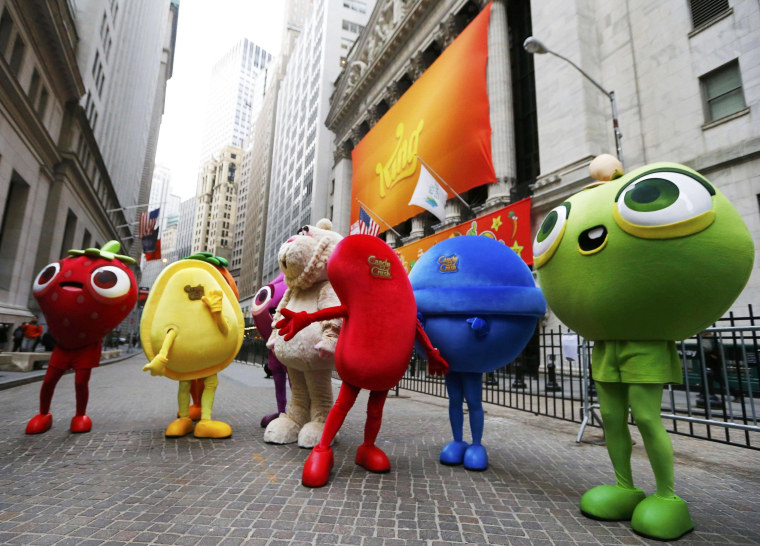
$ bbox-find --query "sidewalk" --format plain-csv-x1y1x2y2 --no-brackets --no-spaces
0,347,141,390
0,355,758,545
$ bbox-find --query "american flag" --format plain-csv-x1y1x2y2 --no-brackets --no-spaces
358,206,380,237
139,208,159,238
140,208,161,259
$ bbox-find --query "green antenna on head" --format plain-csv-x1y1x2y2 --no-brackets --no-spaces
68,240,136,264
183,252,229,269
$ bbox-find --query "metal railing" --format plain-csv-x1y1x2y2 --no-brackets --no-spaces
237,306,760,450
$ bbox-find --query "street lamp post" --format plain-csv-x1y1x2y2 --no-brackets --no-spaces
524,36,624,168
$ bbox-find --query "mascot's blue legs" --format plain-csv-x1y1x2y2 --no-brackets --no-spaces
441,372,487,470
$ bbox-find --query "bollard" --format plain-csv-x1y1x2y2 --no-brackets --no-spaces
545,357,562,392
511,361,526,389
696,368,721,409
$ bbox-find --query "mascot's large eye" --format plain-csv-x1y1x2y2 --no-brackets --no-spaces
90,266,132,298
251,284,274,316
533,202,570,268
614,169,715,239
297,225,311,236
33,262,61,292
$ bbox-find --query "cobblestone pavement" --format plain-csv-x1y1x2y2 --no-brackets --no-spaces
0,356,758,545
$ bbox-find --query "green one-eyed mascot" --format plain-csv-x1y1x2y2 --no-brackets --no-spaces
533,155,754,540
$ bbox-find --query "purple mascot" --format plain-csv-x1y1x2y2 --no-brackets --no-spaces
252,273,289,428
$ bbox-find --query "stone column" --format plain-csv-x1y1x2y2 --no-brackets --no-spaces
384,230,401,249
408,53,425,81
438,14,458,48
332,142,353,236
403,215,426,245
486,0,516,209
385,82,400,106
440,199,462,228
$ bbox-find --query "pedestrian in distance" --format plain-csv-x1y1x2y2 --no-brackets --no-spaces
21,316,43,352
40,330,57,351
12,323,24,351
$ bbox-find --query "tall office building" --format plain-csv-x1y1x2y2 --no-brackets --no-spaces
75,0,172,214
192,39,270,269
135,0,180,261
174,197,197,264
198,38,272,165
139,165,180,287
262,0,375,283
192,145,241,262
232,0,311,300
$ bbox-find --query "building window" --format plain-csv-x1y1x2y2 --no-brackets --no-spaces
28,68,40,101
688,0,730,30
37,86,48,118
0,9,13,57
342,20,364,34
82,229,92,249
0,172,30,290
60,210,77,260
9,35,24,76
700,60,746,123
343,1,367,14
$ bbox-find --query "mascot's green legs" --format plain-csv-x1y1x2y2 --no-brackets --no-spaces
581,382,693,540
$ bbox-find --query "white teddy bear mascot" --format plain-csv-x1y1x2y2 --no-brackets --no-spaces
265,219,343,447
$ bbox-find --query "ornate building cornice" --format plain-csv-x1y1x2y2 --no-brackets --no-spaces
326,0,480,142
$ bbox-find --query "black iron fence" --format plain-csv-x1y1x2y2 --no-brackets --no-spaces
237,306,760,450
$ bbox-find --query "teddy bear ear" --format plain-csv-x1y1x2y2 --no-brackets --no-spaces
316,218,333,231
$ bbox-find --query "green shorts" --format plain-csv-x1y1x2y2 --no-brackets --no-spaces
592,340,683,384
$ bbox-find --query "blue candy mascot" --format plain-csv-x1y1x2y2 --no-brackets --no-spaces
409,236,545,470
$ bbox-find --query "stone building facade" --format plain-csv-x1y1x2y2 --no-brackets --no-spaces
529,0,759,321
0,0,173,342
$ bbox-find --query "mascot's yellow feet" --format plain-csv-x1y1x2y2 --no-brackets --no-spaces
194,419,232,439
165,417,195,437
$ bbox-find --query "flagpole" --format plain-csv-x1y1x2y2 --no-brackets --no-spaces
107,203,160,213
416,156,472,211
355,199,403,239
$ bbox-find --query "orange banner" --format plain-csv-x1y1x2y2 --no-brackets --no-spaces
395,198,534,273
350,3,495,230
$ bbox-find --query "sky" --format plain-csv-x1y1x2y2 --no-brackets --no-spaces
155,0,287,200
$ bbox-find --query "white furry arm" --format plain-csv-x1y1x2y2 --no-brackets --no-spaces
316,284,342,354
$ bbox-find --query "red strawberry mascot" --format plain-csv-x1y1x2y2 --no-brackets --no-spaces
26,241,137,434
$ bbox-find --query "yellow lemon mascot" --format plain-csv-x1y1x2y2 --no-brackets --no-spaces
141,253,245,439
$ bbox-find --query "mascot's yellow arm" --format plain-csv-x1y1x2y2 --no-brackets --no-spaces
143,328,177,376
202,290,228,336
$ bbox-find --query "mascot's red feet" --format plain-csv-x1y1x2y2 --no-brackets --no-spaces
302,445,334,488
355,444,390,473
70,415,92,433
26,413,53,434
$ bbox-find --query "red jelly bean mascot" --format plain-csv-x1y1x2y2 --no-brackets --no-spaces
251,272,289,428
276,234,449,487
26,241,137,434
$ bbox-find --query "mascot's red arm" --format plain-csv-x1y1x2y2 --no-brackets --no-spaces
276,306,348,341
415,320,449,376
277,308,448,375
